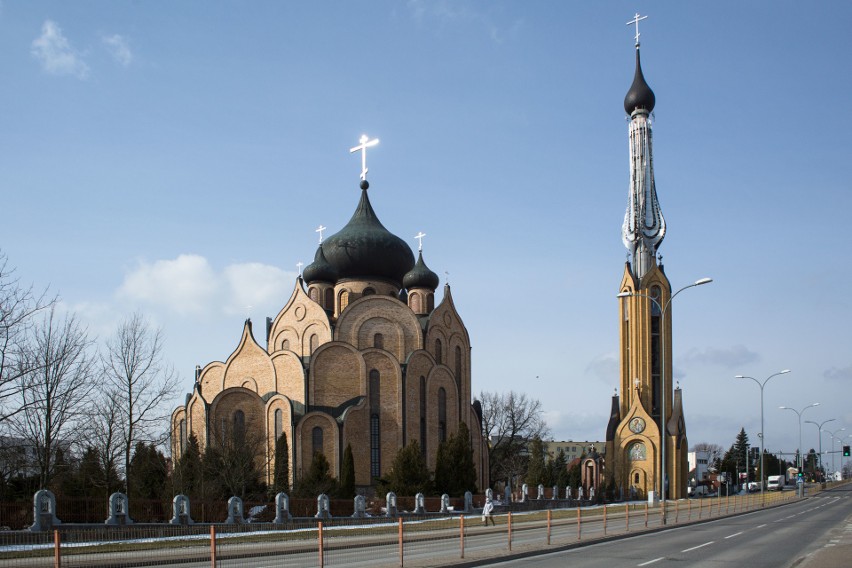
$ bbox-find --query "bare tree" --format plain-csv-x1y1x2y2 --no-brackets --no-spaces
0,251,53,423
13,306,97,488
692,442,725,470
101,312,178,495
478,390,549,489
82,389,125,495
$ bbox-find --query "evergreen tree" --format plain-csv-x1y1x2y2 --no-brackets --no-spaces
174,434,202,499
567,461,581,490
272,433,290,495
127,442,168,501
434,422,477,496
294,452,336,497
71,447,108,500
553,448,569,490
525,437,546,487
337,443,355,498
379,440,432,496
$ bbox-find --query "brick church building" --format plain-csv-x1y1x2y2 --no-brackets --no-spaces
170,142,488,493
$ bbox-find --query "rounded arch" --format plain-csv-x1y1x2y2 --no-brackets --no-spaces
295,412,340,480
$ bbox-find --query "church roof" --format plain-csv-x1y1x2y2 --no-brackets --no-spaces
303,244,338,284
321,184,415,286
403,251,439,290
623,47,655,114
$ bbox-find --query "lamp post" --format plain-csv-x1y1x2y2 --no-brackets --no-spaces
826,428,846,476
735,370,790,502
780,403,819,478
617,277,712,523
804,418,835,481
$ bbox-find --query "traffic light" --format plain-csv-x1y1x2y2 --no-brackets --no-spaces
844,445,851,457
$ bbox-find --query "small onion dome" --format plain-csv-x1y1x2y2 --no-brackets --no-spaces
403,251,439,290
322,186,415,286
303,245,338,284
624,48,655,114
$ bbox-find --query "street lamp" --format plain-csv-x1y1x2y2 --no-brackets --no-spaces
804,418,835,480
780,403,819,479
617,277,712,523
826,427,846,476
735,370,790,502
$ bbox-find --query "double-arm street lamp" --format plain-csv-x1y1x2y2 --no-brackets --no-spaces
827,428,847,475
780,403,820,476
735,370,790,501
617,277,712,523
804,418,835,480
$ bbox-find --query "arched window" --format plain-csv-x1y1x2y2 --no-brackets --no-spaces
454,346,462,381
435,339,442,364
411,293,422,313
324,288,334,310
179,419,187,452
274,409,283,439
438,387,447,443
312,426,323,457
281,339,290,351
234,410,245,440
309,334,319,355
363,287,375,296
427,293,434,312
419,376,427,459
374,333,384,350
634,472,640,484
650,285,662,419
309,287,319,302
339,290,350,313
370,370,381,478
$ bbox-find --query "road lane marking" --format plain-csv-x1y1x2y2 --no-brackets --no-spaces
725,532,743,539
682,541,715,552
757,524,767,528
638,558,665,566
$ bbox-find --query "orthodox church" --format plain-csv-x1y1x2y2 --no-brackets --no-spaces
170,142,488,493
604,24,690,500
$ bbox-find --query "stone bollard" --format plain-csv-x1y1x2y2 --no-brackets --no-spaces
352,495,367,518
274,492,292,523
537,484,545,500
225,496,245,524
521,483,529,503
413,493,426,515
105,492,134,526
440,493,451,514
315,493,331,519
29,489,61,532
552,485,559,500
170,494,194,525
386,492,398,517
464,491,473,513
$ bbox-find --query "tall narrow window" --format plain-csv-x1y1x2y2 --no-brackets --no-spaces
438,387,447,443
325,288,334,310
419,376,427,459
650,286,662,420
312,426,323,457
310,334,319,356
179,419,187,452
339,290,350,313
435,339,443,364
282,339,290,351
274,409,283,439
411,293,422,313
374,333,384,350
234,410,245,441
427,293,434,312
309,287,319,302
370,370,381,478
454,346,462,381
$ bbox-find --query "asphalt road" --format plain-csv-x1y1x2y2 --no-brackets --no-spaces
479,484,852,568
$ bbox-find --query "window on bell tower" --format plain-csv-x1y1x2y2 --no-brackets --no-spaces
650,285,662,420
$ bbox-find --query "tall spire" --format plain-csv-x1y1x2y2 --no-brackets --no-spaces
621,16,665,279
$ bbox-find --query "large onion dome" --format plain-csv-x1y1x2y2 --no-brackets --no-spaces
403,251,439,290
302,245,338,284
623,48,655,114
321,186,415,286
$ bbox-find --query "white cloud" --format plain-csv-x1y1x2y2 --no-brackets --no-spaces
117,254,294,318
118,255,219,315
585,352,618,385
31,20,89,79
222,262,291,316
102,34,132,66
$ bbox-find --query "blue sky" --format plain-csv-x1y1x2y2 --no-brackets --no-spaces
2,1,851,466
